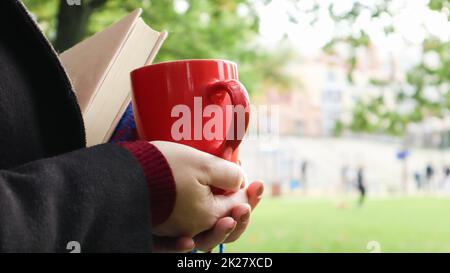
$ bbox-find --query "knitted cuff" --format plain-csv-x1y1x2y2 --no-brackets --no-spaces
117,141,176,226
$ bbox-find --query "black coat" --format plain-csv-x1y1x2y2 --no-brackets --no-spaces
0,0,152,252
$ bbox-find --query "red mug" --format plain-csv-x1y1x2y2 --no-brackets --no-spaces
130,59,250,163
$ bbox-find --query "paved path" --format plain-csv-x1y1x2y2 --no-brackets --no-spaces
239,136,450,195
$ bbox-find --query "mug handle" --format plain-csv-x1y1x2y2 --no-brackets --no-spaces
206,79,250,160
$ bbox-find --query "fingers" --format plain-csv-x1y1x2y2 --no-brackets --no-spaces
193,217,237,252
213,189,248,217
152,236,195,253
153,180,265,252
152,141,245,192
246,180,264,209
218,181,264,243
203,158,245,193
212,180,264,217
224,203,251,243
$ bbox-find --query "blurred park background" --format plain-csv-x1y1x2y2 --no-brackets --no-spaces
24,0,450,252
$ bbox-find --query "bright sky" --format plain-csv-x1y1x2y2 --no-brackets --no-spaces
172,0,449,69
256,0,449,66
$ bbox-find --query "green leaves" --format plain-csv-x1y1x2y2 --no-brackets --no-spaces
23,0,293,95
320,0,450,136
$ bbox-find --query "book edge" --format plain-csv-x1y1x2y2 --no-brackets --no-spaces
82,9,142,115
101,30,168,143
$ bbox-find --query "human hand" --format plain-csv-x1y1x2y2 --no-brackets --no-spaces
153,181,264,252
152,180,264,253
151,141,248,238
193,180,263,252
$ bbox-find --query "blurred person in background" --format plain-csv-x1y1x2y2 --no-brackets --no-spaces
356,166,367,207
425,163,435,191
300,160,309,193
414,171,423,191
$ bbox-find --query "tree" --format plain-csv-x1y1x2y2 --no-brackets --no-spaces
308,0,449,136
54,0,108,51
268,0,448,136
22,0,294,94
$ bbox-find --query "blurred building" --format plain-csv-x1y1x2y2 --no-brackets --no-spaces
407,116,450,148
259,44,401,137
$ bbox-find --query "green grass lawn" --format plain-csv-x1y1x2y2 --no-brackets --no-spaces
226,196,450,252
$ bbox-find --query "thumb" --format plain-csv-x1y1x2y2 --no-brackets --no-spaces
201,157,245,193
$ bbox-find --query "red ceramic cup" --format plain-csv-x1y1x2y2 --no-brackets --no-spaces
130,59,250,163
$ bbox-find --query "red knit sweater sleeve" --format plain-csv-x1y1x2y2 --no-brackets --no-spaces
116,141,176,227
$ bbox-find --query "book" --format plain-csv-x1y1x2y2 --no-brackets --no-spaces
59,9,167,146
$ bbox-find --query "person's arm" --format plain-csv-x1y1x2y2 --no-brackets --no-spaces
111,108,265,253
0,143,154,253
